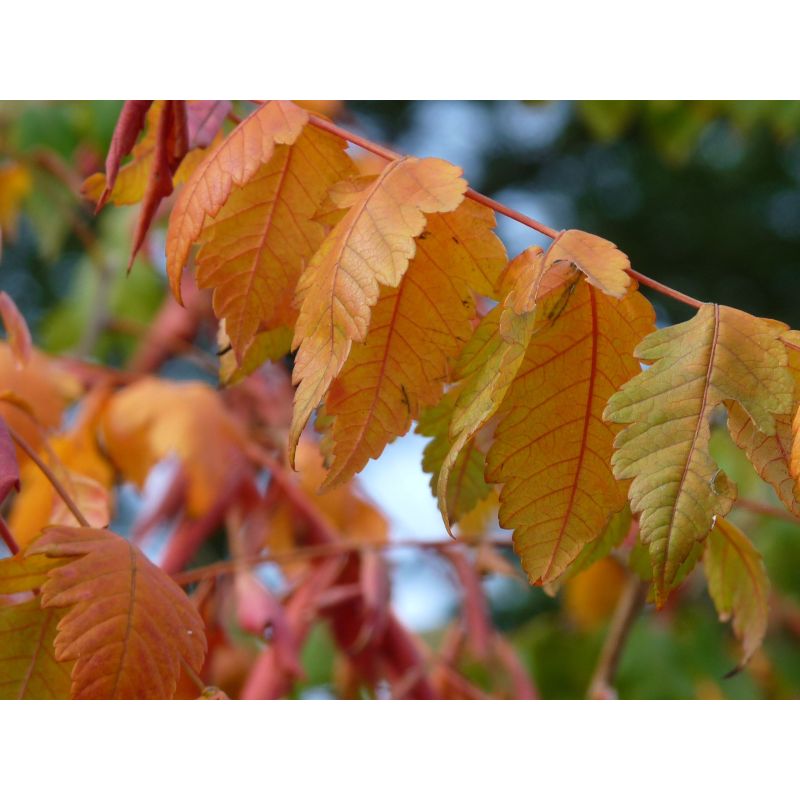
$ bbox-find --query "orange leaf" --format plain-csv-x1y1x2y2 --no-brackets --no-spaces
194,124,354,359
727,332,800,517
564,556,627,631
321,200,505,488
0,344,80,456
544,229,632,299
289,156,467,466
166,100,309,302
486,279,654,584
267,439,388,563
435,249,580,535
27,526,207,699
100,378,248,517
0,292,32,368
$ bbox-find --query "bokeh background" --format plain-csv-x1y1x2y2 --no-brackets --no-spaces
3,100,800,698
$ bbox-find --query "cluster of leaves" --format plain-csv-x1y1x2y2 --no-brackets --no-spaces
1,99,799,698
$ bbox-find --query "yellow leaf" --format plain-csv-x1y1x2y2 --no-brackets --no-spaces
167,100,310,302
564,556,628,631
321,200,505,488
10,426,113,549
560,504,632,583
194,125,355,360
435,250,582,536
289,156,467,466
486,279,654,584
100,378,248,517
545,228,632,299
0,599,70,699
418,383,493,525
704,516,769,668
728,331,800,517
217,321,293,386
605,304,794,604
0,163,31,237
0,553,72,699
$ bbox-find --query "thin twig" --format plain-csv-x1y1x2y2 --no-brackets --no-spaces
587,571,648,699
734,497,799,525
305,113,706,311
8,428,90,527
179,654,206,692
172,532,514,586
0,516,19,554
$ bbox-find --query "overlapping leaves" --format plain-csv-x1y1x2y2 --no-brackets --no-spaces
0,101,800,697
605,304,794,604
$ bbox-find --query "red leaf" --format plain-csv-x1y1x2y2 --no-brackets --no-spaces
0,417,19,506
187,100,231,148
128,100,189,268
97,100,153,212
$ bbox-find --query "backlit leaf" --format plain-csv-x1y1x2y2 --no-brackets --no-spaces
193,125,354,359
486,278,654,584
704,515,769,668
605,304,793,604
166,100,309,301
418,384,492,525
321,200,505,488
727,331,800,517
288,156,467,466
434,249,584,537
545,228,632,299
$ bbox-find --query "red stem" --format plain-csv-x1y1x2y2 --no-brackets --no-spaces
306,113,707,310
0,516,19,555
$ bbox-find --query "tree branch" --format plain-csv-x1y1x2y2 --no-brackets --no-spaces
587,571,648,699
8,428,90,528
305,113,706,310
